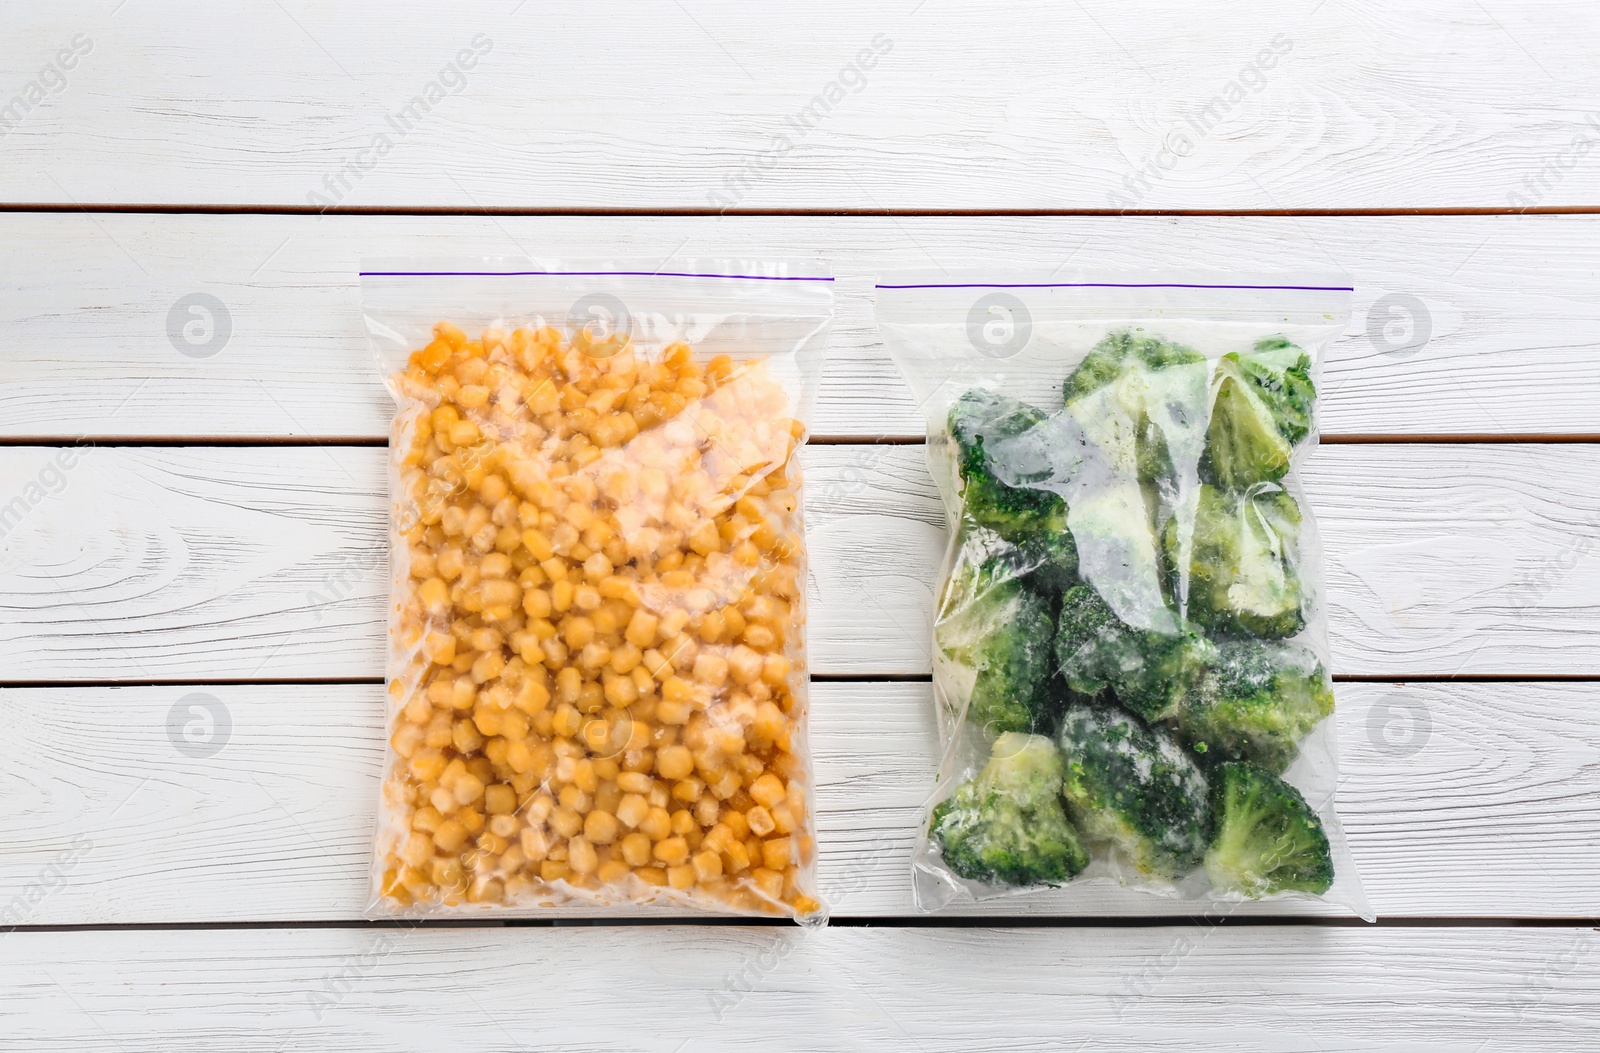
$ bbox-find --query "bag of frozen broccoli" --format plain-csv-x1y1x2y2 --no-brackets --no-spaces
877,271,1370,919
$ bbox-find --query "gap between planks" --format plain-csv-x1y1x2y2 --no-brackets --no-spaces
6,675,1600,689
3,436,1600,447
2,917,1597,934
4,204,1600,217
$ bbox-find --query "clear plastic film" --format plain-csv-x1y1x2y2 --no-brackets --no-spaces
361,260,832,923
878,270,1370,920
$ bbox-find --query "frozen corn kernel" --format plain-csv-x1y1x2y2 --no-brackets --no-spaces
620,832,652,867
693,850,724,882
584,810,620,845
639,807,673,841
653,836,690,867
749,773,786,809
655,745,694,781
747,806,776,837
761,837,793,871
375,321,818,921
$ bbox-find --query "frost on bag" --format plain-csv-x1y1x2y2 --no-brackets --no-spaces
878,273,1370,918
361,261,832,923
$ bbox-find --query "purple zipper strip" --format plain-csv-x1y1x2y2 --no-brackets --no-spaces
361,270,834,281
875,281,1353,291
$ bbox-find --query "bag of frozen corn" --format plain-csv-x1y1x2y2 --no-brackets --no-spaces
361,260,832,923
878,271,1371,919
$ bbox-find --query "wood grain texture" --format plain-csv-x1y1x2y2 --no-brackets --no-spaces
1,444,1597,680
1,213,1598,440
3,926,1597,1051
0,680,1595,924
3,0,1597,1038
3,2,1598,210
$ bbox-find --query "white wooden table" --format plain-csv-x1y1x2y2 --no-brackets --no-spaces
3,2,1598,1049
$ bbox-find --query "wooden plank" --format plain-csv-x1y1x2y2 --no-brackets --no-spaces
1,213,1597,440
2,926,1596,1050
0,680,1595,923
3,2,1599,210
0,444,1596,680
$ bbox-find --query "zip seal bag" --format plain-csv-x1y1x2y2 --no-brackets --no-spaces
361,259,832,923
878,270,1371,919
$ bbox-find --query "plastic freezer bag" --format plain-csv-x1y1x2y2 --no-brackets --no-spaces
361,260,832,923
878,271,1370,919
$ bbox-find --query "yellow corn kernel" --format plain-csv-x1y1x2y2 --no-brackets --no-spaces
761,837,793,871
483,784,517,815
574,584,602,611
616,793,650,828
639,807,672,841
435,819,472,856
751,867,784,900
746,806,776,837
597,859,631,883
655,745,693,781
481,579,519,609
692,653,729,687
653,836,690,867
562,615,595,650
624,610,659,648
419,578,450,614
762,654,792,686
709,769,743,801
692,850,724,883
551,704,583,739
583,810,620,845
519,826,550,862
550,806,583,839
557,784,591,814
749,773,786,809
620,832,653,867
568,836,598,874
471,651,505,684
617,771,654,795
434,321,468,348
447,717,480,753
400,832,432,869
599,575,637,602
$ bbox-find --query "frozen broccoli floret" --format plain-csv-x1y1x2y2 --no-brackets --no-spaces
1065,331,1208,402
931,732,1090,887
1203,761,1333,897
1054,584,1216,723
1200,337,1317,491
1014,529,1079,592
936,552,1057,735
948,389,1067,541
1057,704,1213,878
1064,330,1208,482
1173,483,1304,639
1175,641,1335,774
